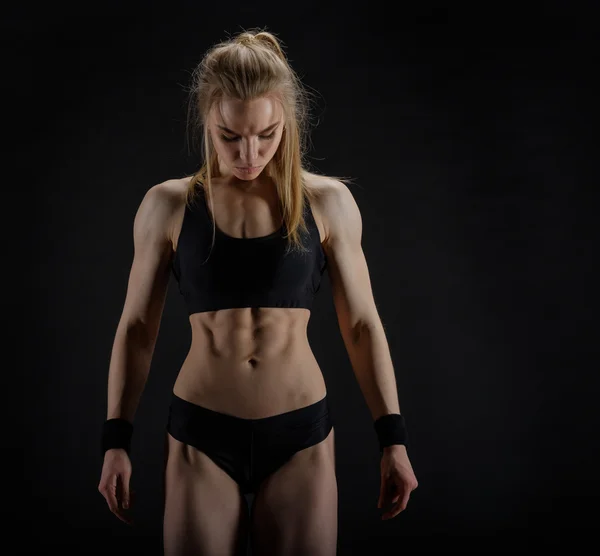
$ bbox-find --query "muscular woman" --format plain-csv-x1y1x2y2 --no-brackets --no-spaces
98,29,417,556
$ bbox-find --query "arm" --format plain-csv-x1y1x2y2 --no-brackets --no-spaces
320,180,418,518
320,180,401,427
106,182,177,423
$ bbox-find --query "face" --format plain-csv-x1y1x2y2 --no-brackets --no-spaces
208,96,285,182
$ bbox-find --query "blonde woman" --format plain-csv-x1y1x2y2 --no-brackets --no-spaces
98,28,418,556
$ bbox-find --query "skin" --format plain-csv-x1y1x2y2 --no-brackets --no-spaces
98,94,417,555
210,95,285,189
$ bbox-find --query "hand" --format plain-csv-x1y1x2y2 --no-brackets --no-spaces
98,449,135,525
377,445,418,520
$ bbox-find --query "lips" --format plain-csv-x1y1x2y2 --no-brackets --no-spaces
236,166,261,173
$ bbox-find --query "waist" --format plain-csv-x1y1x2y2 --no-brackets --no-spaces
174,344,325,419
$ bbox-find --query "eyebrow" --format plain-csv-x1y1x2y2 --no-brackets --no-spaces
217,121,281,136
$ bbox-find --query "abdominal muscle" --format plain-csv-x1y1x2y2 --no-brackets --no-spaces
172,306,327,418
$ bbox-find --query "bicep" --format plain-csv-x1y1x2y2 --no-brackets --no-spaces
323,181,379,335
119,185,174,342
327,236,378,336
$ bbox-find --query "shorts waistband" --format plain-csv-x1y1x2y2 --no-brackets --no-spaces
169,391,330,426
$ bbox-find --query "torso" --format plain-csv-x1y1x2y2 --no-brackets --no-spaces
169,174,330,418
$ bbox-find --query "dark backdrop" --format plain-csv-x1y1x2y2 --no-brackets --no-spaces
8,3,598,555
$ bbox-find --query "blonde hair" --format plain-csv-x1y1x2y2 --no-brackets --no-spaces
184,28,347,256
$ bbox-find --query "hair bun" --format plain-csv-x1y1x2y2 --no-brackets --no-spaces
236,32,255,45
236,30,286,62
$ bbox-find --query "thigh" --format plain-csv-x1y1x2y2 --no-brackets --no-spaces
163,432,250,556
250,427,338,556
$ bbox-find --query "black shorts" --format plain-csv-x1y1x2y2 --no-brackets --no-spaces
166,392,335,495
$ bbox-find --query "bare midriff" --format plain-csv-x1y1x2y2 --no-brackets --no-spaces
172,306,327,418
171,175,328,419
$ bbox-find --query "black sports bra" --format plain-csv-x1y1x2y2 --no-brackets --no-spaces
171,187,328,315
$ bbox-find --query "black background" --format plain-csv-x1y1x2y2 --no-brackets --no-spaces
7,2,598,554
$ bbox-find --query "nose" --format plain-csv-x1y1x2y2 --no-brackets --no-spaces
239,137,259,164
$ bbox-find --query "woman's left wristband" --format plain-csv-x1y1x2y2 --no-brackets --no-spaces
101,418,133,455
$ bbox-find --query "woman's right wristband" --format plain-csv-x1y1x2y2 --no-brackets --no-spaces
101,418,133,456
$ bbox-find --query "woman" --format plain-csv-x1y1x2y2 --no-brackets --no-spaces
98,29,418,555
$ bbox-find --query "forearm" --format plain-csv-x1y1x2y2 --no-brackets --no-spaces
106,322,156,422
342,320,401,420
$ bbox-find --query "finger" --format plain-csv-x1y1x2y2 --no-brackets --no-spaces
382,480,398,506
399,487,411,511
107,493,133,525
110,503,133,525
382,501,402,519
104,476,133,525
105,475,120,512
119,474,131,510
116,511,133,525
382,488,411,520
115,476,133,524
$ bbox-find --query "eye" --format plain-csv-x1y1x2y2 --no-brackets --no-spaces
220,131,276,142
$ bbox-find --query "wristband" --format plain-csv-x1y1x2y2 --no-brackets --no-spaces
101,418,133,455
373,413,408,452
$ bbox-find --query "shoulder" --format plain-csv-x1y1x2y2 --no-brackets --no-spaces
134,177,191,247
142,176,190,208
303,171,361,247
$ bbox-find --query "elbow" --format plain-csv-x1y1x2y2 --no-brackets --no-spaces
356,313,386,338
349,318,378,345
118,319,157,351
